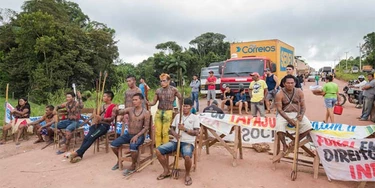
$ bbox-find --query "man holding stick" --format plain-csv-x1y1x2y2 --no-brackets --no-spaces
148,73,182,147
155,98,199,186
28,105,56,144
111,93,150,175
274,75,312,154
54,91,84,154
68,91,117,163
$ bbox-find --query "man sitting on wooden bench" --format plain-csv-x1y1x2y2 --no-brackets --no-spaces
155,98,199,186
274,75,312,155
110,93,150,175
68,91,117,163
54,91,84,155
28,105,56,144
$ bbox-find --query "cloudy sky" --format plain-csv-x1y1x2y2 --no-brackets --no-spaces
2,0,375,70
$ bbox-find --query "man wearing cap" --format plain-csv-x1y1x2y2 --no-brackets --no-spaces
206,70,217,106
249,72,268,117
279,65,301,89
265,68,279,114
203,100,224,114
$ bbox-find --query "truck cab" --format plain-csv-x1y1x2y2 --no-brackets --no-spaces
219,56,277,98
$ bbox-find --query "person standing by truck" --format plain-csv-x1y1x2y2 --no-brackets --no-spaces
265,68,279,114
206,70,217,106
280,65,301,89
249,72,268,117
190,75,200,112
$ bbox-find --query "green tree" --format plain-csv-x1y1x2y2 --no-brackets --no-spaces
0,0,118,103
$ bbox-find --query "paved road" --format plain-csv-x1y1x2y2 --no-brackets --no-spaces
195,78,371,126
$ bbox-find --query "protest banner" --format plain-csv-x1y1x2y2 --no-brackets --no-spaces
5,102,14,123
198,113,375,140
311,132,375,181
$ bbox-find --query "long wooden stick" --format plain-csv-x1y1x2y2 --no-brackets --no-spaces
172,68,184,177
4,84,9,126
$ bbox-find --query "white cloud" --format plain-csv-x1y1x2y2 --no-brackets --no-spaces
2,0,375,68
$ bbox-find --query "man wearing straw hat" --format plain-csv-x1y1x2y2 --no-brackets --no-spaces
148,73,182,147
155,98,199,186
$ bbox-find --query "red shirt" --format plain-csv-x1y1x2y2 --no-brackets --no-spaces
207,76,217,90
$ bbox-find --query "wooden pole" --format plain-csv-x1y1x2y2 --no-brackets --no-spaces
4,84,9,126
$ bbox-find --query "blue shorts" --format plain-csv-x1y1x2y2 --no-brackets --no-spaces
324,98,337,108
157,141,194,158
53,120,79,132
110,133,145,151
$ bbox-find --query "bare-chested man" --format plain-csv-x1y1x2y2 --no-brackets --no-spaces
28,105,56,144
124,75,142,108
123,75,142,129
54,91,84,154
148,73,182,147
68,91,117,163
274,75,312,153
111,93,150,175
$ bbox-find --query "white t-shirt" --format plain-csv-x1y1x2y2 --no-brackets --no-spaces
172,113,200,145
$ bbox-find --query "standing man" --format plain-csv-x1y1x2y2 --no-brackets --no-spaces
265,68,279,114
28,105,56,144
111,93,150,174
55,91,84,154
249,72,268,117
125,75,142,108
190,75,200,112
124,75,142,130
206,70,217,106
148,73,182,147
68,91,117,163
358,73,375,121
279,65,301,89
156,98,199,186
274,75,312,153
139,77,150,99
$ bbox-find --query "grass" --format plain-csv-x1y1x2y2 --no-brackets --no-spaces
1,83,192,125
334,69,367,81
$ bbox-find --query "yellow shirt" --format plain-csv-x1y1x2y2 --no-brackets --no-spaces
249,80,268,102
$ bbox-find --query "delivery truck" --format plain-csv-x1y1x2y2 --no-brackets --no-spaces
219,39,294,95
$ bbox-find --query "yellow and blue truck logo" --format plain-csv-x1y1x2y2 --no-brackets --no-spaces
280,46,294,71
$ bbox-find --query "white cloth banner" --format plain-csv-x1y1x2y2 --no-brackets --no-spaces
198,113,375,140
311,132,375,181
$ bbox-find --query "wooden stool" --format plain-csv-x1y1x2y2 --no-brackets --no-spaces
272,127,320,180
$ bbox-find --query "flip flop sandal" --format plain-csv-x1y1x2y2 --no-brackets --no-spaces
70,156,82,163
111,164,119,170
56,150,65,155
123,169,135,176
157,173,171,180
185,177,193,186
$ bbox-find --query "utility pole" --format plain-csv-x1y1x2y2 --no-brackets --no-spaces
345,52,349,70
359,44,362,72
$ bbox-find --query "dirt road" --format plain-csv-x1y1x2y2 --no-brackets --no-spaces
0,79,374,188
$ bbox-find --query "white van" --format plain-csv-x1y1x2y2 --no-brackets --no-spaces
200,66,221,96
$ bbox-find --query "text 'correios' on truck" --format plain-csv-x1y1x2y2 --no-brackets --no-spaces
219,39,295,98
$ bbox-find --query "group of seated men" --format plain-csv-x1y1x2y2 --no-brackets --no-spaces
1,88,198,186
